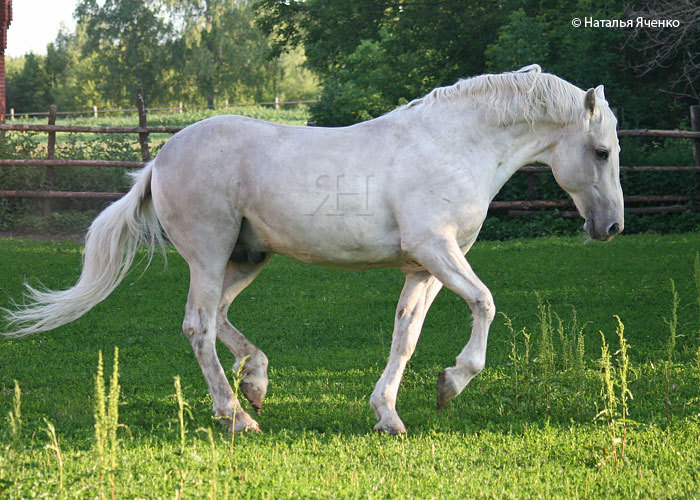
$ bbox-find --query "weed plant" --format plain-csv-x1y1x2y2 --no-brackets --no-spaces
665,280,679,420
93,348,121,500
43,418,64,491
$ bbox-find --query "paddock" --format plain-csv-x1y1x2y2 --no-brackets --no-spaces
1,233,699,497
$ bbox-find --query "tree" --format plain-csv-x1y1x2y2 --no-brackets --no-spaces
257,0,526,125
485,0,689,128
258,0,691,128
164,0,318,106
484,9,550,72
310,36,396,126
75,0,176,106
624,0,700,103
6,53,51,112
255,0,386,75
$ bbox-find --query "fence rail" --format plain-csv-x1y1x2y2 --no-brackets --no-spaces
0,123,184,134
617,129,700,139
1,95,699,219
7,98,318,119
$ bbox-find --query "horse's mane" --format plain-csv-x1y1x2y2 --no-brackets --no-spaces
397,65,587,126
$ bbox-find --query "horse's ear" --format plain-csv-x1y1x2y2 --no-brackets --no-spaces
584,88,599,117
594,85,605,100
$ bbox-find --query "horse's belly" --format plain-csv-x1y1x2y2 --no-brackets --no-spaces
246,212,405,270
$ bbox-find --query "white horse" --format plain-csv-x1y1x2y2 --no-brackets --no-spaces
3,65,623,434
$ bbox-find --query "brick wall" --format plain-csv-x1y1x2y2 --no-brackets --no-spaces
0,0,12,121
0,55,5,121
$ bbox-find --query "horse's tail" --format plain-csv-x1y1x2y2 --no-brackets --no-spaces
2,161,165,337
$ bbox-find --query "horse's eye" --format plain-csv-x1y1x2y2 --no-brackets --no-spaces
595,149,609,160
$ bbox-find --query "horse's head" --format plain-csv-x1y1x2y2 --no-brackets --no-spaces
548,85,623,241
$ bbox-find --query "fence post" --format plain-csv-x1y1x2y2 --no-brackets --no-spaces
527,173,537,201
179,101,183,114
225,98,229,109
42,104,57,216
691,105,700,210
274,96,279,110
93,105,98,118
137,89,150,162
9,107,12,119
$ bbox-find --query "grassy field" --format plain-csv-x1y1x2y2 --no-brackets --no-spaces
1,232,700,498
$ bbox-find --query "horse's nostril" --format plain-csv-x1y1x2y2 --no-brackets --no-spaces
607,222,620,237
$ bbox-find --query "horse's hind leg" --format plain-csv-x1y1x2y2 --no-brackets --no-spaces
184,261,260,432
217,257,271,415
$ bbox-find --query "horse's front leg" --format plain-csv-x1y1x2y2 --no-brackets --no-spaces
370,270,442,434
405,235,496,411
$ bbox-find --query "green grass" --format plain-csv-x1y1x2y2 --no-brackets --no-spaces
1,233,700,498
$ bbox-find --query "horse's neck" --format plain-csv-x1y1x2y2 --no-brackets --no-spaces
392,98,560,200
450,105,560,199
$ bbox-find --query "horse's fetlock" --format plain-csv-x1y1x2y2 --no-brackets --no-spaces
234,350,267,377
466,356,485,375
369,391,383,412
370,389,395,412
257,351,269,369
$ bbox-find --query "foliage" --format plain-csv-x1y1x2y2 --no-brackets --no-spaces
624,0,700,103
6,1,318,113
484,9,550,72
164,0,313,106
75,0,176,106
257,0,695,128
310,36,398,126
6,54,52,112
258,0,511,126
480,211,700,240
2,234,700,496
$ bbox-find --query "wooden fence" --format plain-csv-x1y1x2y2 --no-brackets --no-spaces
1,94,699,219
7,97,318,119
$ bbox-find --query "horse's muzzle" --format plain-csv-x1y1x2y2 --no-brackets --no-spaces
584,219,623,241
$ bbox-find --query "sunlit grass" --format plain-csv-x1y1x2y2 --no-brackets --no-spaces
1,233,700,497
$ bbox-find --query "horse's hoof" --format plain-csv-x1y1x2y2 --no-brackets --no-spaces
373,417,407,435
233,413,262,433
437,369,458,412
235,422,262,433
